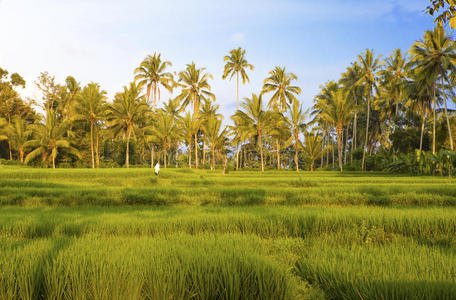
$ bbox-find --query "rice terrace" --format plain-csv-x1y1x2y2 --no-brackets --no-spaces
2,0,456,299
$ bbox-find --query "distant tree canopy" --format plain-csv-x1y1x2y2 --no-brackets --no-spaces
427,0,456,28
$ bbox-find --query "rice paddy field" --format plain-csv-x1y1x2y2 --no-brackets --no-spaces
1,166,455,299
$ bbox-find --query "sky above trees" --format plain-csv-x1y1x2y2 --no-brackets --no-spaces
0,0,435,118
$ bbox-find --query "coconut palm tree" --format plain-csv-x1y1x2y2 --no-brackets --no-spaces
222,47,254,110
134,53,174,110
355,49,382,170
72,82,107,168
176,62,215,168
148,111,178,168
410,25,456,152
202,115,229,170
176,62,215,114
107,82,149,168
285,100,309,171
6,118,33,162
302,130,326,172
262,66,301,112
199,100,223,165
318,89,356,171
180,112,201,168
24,111,80,168
267,110,288,170
233,93,269,172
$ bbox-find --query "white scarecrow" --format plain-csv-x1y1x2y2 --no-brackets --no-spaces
154,162,160,176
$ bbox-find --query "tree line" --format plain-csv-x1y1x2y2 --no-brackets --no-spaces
1,25,456,174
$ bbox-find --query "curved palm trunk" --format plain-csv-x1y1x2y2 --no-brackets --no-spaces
90,121,95,169
126,127,131,168
235,143,239,171
441,77,454,150
432,86,436,154
420,111,425,152
259,131,264,172
276,138,280,170
362,93,371,171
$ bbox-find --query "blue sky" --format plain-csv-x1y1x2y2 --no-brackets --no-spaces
0,0,437,118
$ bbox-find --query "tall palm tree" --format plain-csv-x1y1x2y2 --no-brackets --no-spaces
380,49,409,116
180,112,201,168
285,100,309,171
202,115,228,170
222,47,254,110
176,62,215,168
318,89,356,171
233,93,269,172
262,66,301,112
355,49,382,170
24,111,80,168
72,82,107,168
302,130,326,172
267,110,288,170
108,82,149,168
148,111,178,168
6,118,33,162
134,53,174,110
410,25,456,152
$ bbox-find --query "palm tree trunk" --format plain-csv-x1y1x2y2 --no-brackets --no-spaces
344,126,348,165
150,145,154,168
126,127,131,168
211,145,215,170
326,132,330,167
90,121,95,169
153,82,157,111
194,133,198,168
52,154,56,169
362,93,371,170
276,138,280,170
20,150,24,163
337,125,343,171
351,111,357,163
188,140,192,168
441,77,454,150
294,133,299,171
420,111,425,152
243,143,246,168
432,86,436,154
236,72,239,111
164,143,167,168
259,132,264,172
321,132,324,168
202,141,206,166
95,127,100,168
311,160,314,172
235,143,239,171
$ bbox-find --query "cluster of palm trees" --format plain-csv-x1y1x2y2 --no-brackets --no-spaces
1,25,456,172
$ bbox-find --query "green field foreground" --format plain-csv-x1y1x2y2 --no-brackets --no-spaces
1,167,456,299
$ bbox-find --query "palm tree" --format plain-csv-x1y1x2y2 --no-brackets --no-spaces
318,89,356,171
24,111,80,168
267,110,288,170
262,66,301,112
6,118,33,162
199,100,223,165
228,118,250,171
285,100,309,171
148,111,178,168
176,62,215,168
356,49,382,170
134,53,174,110
233,93,269,172
176,62,215,114
410,25,456,152
202,115,228,170
302,130,326,172
222,47,254,110
108,82,149,168
72,82,107,168
180,112,201,168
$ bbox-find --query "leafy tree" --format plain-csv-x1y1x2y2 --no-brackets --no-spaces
72,83,107,168
262,66,301,112
285,100,309,171
148,111,179,168
108,82,149,168
233,93,269,172
180,112,201,168
134,53,174,110
302,130,326,172
202,115,228,170
426,0,456,28
6,118,33,162
222,47,254,110
24,111,80,168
